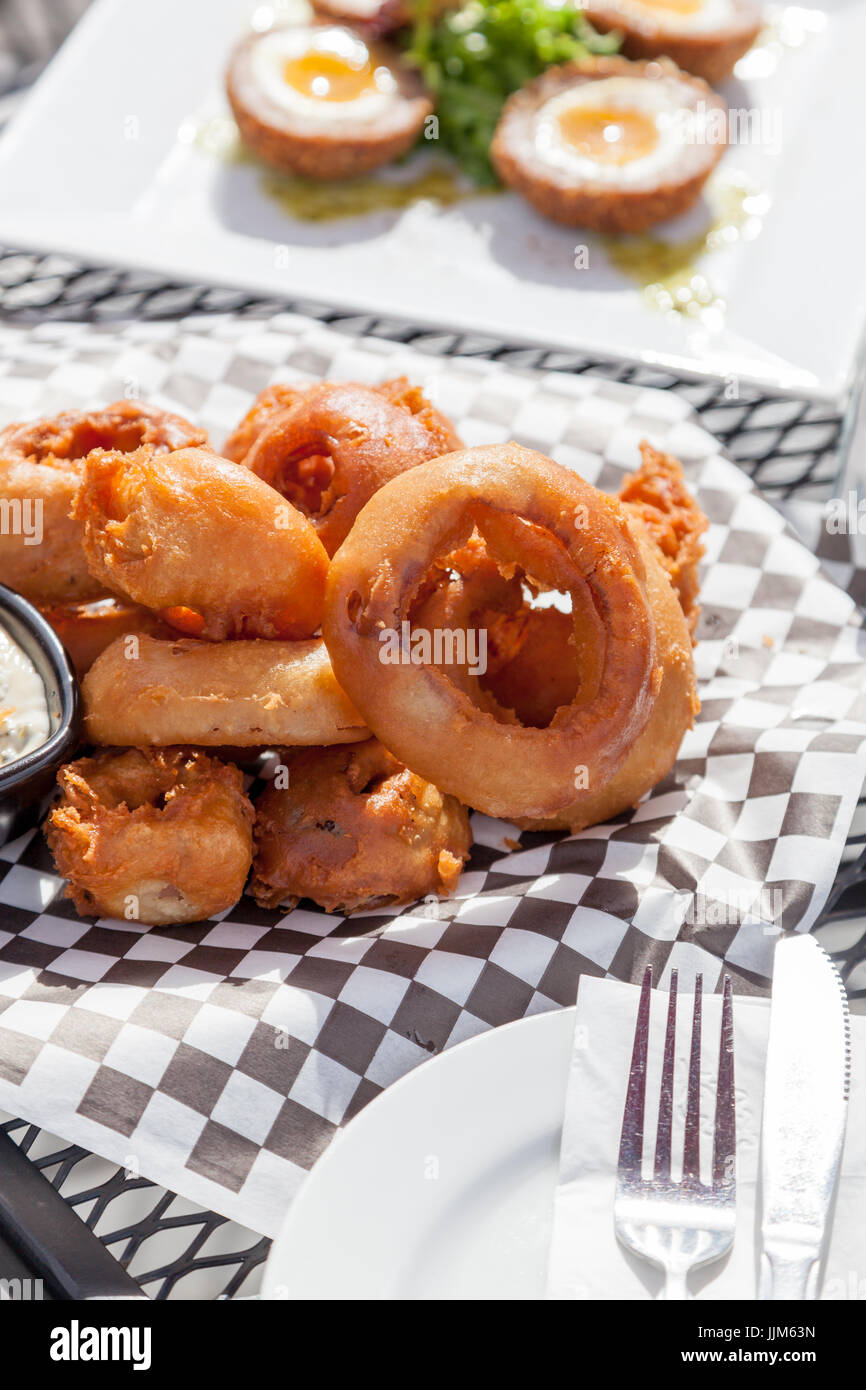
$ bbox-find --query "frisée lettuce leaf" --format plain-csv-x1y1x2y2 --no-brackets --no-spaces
404,0,621,186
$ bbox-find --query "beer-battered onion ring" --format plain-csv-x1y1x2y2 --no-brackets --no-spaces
415,523,699,831
73,445,329,640
516,527,699,831
236,378,462,555
222,383,301,463
402,448,704,831
38,599,176,678
323,443,674,821
45,748,254,926
0,400,205,603
249,738,472,913
83,635,368,747
618,440,707,637
485,609,580,730
410,442,706,731
410,538,582,730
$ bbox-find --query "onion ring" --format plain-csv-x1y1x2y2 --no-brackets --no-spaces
410,441,706,732
397,448,704,830
323,443,672,820
409,533,583,729
234,378,461,555
38,598,176,678
516,527,699,831
45,748,254,925
83,634,368,747
73,444,329,640
618,440,707,637
222,383,300,463
249,738,472,913
0,400,205,603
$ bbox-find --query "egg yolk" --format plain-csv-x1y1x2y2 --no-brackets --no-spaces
637,0,703,13
557,106,659,164
283,47,382,102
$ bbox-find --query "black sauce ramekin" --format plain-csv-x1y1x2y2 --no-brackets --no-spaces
0,583,81,846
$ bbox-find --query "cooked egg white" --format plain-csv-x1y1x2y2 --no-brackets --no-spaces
596,0,741,36
312,0,385,15
533,76,712,187
249,24,399,123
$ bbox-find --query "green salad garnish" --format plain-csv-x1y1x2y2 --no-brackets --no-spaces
404,0,620,187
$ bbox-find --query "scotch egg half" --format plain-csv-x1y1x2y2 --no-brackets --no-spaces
584,0,763,84
226,22,433,179
310,0,456,38
491,56,728,232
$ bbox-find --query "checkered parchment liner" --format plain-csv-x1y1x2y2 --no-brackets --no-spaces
0,310,864,1238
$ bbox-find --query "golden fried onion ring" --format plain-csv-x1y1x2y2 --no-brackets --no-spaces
235,378,462,556
517,524,699,831
249,738,472,914
618,440,707,637
83,635,368,747
409,535,582,730
408,441,706,734
46,748,254,925
392,447,704,831
0,400,205,604
222,383,301,463
324,443,673,820
74,444,329,640
38,598,176,678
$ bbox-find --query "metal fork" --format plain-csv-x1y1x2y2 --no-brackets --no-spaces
614,968,736,1300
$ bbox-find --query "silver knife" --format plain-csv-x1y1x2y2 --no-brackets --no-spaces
759,934,850,1300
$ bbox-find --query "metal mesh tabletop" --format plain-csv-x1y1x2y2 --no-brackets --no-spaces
0,245,845,504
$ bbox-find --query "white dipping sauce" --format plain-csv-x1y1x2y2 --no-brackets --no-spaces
0,626,50,768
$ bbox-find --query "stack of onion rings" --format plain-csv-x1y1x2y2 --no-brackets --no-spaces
28,380,704,927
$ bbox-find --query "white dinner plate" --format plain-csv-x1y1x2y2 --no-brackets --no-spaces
261,1008,573,1300
259,993,866,1302
0,0,862,400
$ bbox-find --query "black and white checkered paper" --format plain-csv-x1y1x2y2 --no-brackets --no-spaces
0,312,864,1237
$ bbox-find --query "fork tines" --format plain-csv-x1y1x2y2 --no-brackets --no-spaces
614,967,736,1296
618,967,735,1195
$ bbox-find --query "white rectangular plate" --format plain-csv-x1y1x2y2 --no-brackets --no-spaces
0,0,861,400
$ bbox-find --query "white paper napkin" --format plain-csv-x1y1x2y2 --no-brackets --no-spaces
547,974,866,1300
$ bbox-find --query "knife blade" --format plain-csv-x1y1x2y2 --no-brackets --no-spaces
759,934,850,1300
